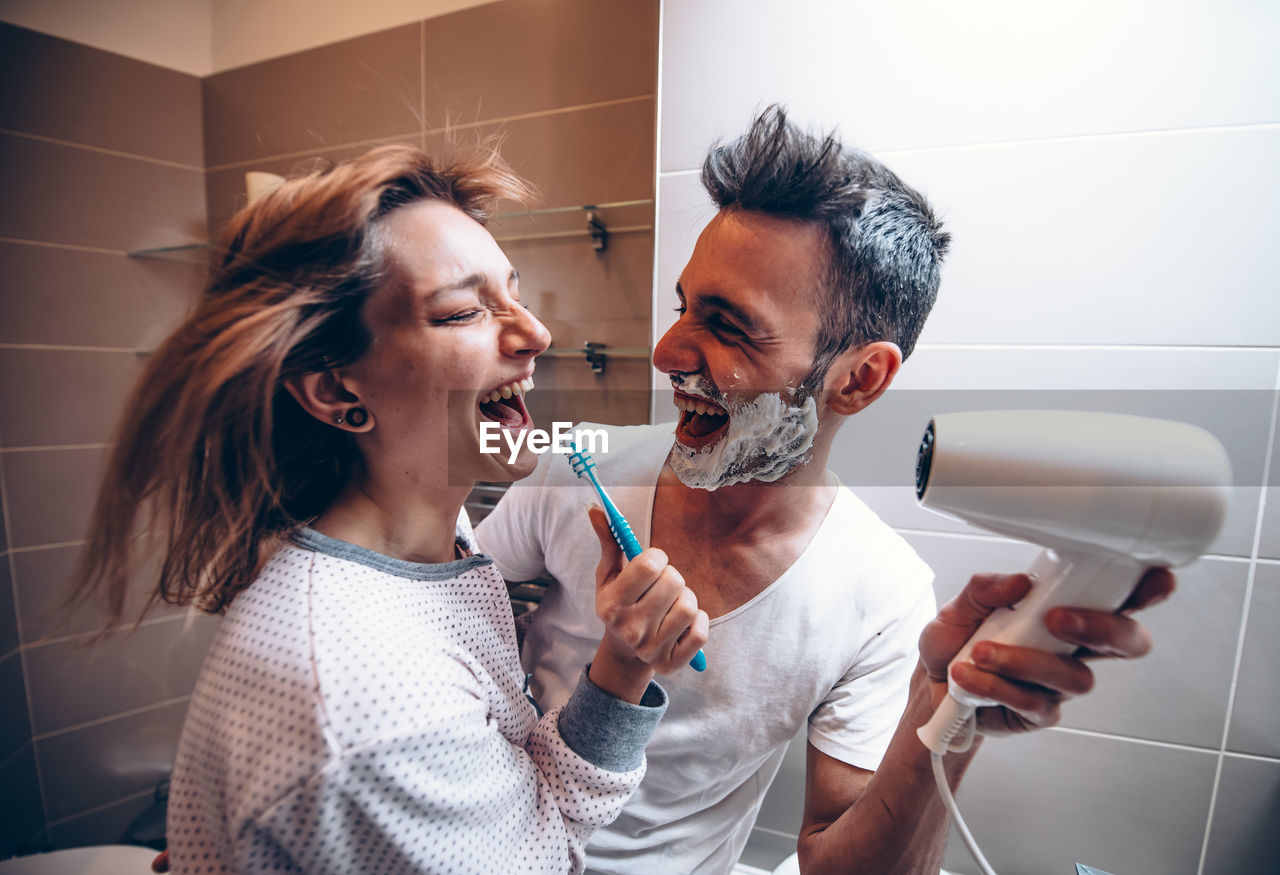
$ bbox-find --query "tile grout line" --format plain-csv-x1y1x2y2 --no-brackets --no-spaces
204,93,656,173
33,694,192,742
24,610,190,651
1,444,110,455
43,785,158,831
1196,356,1280,875
0,453,52,833
649,0,666,425
0,237,128,257
0,128,204,172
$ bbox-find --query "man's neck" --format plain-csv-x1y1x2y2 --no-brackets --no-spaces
657,456,836,543
650,448,839,618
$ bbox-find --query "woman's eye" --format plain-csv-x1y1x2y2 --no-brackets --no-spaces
673,304,687,315
437,309,483,324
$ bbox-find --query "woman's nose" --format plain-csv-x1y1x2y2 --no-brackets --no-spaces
503,304,551,358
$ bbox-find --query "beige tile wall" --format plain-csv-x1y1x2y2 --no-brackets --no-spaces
2,0,658,854
0,20,207,856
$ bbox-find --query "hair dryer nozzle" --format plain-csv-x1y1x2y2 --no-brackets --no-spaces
914,410,1232,565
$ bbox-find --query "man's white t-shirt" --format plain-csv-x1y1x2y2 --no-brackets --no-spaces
476,423,936,874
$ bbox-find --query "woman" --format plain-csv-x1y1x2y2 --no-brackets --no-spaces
72,144,708,874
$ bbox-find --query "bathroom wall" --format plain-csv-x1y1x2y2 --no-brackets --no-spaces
200,0,659,438
1,0,657,855
655,2,1279,873
0,22,213,855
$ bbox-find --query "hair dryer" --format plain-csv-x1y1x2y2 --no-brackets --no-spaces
914,410,1232,754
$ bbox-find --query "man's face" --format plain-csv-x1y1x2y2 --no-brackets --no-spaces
651,209,830,489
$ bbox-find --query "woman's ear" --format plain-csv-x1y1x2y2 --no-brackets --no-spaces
284,371,376,433
822,341,903,417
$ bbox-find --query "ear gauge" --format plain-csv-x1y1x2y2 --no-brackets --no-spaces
332,408,369,429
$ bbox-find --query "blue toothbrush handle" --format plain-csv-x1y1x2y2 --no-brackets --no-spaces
601,497,706,673
584,463,706,672
600,495,643,561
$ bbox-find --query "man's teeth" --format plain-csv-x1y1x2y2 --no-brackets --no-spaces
675,396,726,416
483,377,534,404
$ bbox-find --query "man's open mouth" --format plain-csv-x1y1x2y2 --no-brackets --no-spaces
479,376,533,429
674,391,729,450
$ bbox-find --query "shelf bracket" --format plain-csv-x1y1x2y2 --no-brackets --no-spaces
587,211,608,252
583,342,607,374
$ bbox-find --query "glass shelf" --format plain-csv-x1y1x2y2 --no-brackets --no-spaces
127,198,655,257
127,242,212,262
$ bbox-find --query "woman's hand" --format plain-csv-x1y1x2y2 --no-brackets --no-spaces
918,568,1175,735
585,506,709,703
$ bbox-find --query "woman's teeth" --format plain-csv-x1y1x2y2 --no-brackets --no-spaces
483,377,534,404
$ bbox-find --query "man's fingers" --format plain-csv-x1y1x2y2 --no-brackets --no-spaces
1045,607,1155,659
920,573,1034,676
941,573,1035,628
1118,567,1176,613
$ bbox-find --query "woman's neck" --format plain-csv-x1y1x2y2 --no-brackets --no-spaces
311,474,470,564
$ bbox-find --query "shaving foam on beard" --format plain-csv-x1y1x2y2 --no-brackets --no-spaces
668,373,819,491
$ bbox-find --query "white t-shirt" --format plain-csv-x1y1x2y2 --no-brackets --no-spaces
167,524,666,875
476,423,936,874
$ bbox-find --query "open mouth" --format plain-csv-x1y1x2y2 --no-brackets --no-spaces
674,391,729,450
479,376,533,430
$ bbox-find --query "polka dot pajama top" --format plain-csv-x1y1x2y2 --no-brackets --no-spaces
166,527,667,874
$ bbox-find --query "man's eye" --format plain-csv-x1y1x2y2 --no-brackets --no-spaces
710,316,743,335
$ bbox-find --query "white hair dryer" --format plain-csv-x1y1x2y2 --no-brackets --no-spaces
915,410,1232,753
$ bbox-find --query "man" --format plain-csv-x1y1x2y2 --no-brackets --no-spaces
476,106,1171,874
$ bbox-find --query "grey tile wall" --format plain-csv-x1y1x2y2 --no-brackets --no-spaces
1227,562,1280,759
940,730,1219,875
1204,754,1280,873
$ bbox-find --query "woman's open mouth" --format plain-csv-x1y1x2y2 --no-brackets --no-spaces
479,376,533,430
674,391,729,450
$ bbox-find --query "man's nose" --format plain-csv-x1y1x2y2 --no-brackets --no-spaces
652,316,700,375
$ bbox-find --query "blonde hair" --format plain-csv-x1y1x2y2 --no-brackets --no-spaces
72,144,534,629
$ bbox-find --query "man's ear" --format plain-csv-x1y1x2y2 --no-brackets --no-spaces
822,341,903,416
284,370,375,432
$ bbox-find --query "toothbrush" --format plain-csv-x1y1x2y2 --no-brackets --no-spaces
567,444,707,672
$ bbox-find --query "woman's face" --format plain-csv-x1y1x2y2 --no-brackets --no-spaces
345,199,551,488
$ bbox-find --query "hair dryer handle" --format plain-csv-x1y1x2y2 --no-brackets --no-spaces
946,549,1145,710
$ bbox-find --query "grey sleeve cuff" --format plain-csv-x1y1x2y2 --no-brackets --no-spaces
557,666,668,772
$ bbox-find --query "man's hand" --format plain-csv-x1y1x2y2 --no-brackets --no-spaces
919,568,1175,735
586,505,709,702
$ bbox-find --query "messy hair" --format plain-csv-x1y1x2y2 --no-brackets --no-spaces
701,105,949,379
72,144,534,628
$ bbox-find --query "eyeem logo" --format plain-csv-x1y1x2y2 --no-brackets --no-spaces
480,422,609,463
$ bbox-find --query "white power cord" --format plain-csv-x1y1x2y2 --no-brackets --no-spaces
918,695,998,875
931,750,997,875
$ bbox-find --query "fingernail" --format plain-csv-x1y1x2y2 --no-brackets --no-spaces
971,642,993,665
